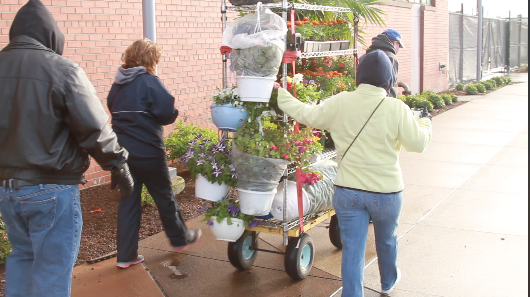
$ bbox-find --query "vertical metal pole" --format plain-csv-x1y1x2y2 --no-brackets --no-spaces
282,0,289,247
460,3,465,83
222,0,228,88
476,0,483,82
143,0,157,74
506,11,511,72
518,15,522,68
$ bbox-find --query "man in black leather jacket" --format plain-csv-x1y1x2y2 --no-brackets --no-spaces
365,28,405,98
0,1,133,296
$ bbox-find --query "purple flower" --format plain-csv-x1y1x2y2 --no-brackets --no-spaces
195,134,203,140
227,205,239,216
212,170,222,177
309,80,316,85
303,79,308,84
206,221,214,226
195,159,205,166
298,146,307,153
248,220,260,227
188,139,197,146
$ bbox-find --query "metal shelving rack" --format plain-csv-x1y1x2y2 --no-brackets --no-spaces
220,0,356,280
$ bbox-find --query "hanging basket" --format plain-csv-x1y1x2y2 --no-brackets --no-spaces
237,188,277,216
195,174,229,202
210,103,249,131
235,76,276,103
209,217,246,242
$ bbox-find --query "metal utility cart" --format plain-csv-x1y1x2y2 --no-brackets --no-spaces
220,0,357,280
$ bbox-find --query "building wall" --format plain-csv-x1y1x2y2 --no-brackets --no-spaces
0,0,448,187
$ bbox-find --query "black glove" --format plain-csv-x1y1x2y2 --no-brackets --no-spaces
110,163,134,201
420,107,432,121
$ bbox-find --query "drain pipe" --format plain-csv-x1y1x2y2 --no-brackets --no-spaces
143,0,157,74
476,0,483,82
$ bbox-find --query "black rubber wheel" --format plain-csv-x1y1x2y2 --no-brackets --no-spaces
284,233,315,280
227,231,258,270
329,215,343,249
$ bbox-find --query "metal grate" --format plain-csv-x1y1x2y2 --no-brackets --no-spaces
226,2,353,13
286,148,336,175
301,49,357,59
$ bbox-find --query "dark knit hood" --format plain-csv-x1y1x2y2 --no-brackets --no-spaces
366,34,396,55
9,0,65,55
356,49,396,91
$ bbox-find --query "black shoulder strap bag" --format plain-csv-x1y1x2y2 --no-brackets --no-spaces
340,97,385,162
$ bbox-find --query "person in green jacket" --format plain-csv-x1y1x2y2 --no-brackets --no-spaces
278,49,432,297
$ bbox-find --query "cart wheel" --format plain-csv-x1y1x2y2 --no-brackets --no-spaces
284,233,314,280
329,215,343,249
227,231,258,270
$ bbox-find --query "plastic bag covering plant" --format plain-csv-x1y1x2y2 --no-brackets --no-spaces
232,45,284,77
164,121,218,162
222,7,287,77
201,196,260,227
178,134,237,188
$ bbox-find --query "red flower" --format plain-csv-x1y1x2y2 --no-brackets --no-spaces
339,62,345,67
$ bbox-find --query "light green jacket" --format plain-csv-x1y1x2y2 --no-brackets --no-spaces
277,84,432,193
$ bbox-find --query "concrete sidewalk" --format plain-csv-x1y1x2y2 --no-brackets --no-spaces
72,73,528,297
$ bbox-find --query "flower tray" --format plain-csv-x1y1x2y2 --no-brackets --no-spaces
302,40,351,53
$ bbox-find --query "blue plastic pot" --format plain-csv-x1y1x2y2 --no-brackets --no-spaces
210,103,249,131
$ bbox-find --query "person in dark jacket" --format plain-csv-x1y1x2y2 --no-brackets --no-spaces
107,39,202,269
365,28,405,98
0,1,133,296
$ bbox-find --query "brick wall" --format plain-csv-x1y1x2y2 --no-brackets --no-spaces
1,0,448,187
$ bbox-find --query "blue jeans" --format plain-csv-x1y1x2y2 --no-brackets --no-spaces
0,184,82,297
332,186,403,297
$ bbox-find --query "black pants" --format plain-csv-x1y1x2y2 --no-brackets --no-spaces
116,156,189,262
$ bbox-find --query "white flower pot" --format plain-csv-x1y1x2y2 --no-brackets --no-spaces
235,76,276,102
237,188,278,216
195,174,229,202
209,217,245,242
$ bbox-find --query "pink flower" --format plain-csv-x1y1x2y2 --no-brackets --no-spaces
271,144,278,151
298,146,306,153
282,154,289,160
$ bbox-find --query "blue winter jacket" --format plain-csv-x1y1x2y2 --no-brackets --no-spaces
107,67,178,159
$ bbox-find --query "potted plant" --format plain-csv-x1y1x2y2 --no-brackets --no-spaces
201,196,260,242
210,85,249,131
178,134,237,202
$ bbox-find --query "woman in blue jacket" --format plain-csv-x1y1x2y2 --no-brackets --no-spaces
108,39,201,268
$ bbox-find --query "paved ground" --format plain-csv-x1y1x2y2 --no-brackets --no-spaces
72,73,528,297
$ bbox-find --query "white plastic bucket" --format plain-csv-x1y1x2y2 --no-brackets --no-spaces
237,188,278,216
195,174,229,202
235,76,276,102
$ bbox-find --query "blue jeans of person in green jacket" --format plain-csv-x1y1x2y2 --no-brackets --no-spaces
333,186,403,297
0,184,82,297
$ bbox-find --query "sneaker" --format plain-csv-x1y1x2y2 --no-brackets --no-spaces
381,268,401,295
172,229,202,252
116,255,145,269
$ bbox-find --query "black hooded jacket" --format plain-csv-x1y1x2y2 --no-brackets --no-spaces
365,34,400,98
0,0,127,184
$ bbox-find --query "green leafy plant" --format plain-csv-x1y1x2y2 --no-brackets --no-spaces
466,84,478,95
212,85,244,107
482,80,494,90
0,215,11,263
422,91,445,109
288,18,352,41
415,98,434,112
450,93,459,102
441,93,452,105
455,83,465,91
476,83,486,93
201,196,259,227
164,121,218,163
232,46,284,77
178,134,237,187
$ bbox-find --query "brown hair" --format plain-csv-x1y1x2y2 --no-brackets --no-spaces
121,38,162,75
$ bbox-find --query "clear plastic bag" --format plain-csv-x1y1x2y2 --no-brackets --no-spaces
232,147,291,192
222,5,287,78
270,181,310,221
288,160,337,214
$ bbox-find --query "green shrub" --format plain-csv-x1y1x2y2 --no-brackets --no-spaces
482,80,494,90
164,120,218,163
492,76,504,86
414,98,434,112
466,84,478,95
487,79,497,89
450,93,459,102
440,94,452,105
455,83,465,91
403,94,420,109
422,90,445,109
503,77,512,84
141,180,184,206
0,214,12,263
476,83,486,93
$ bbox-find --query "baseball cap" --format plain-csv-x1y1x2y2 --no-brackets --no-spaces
383,28,405,48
